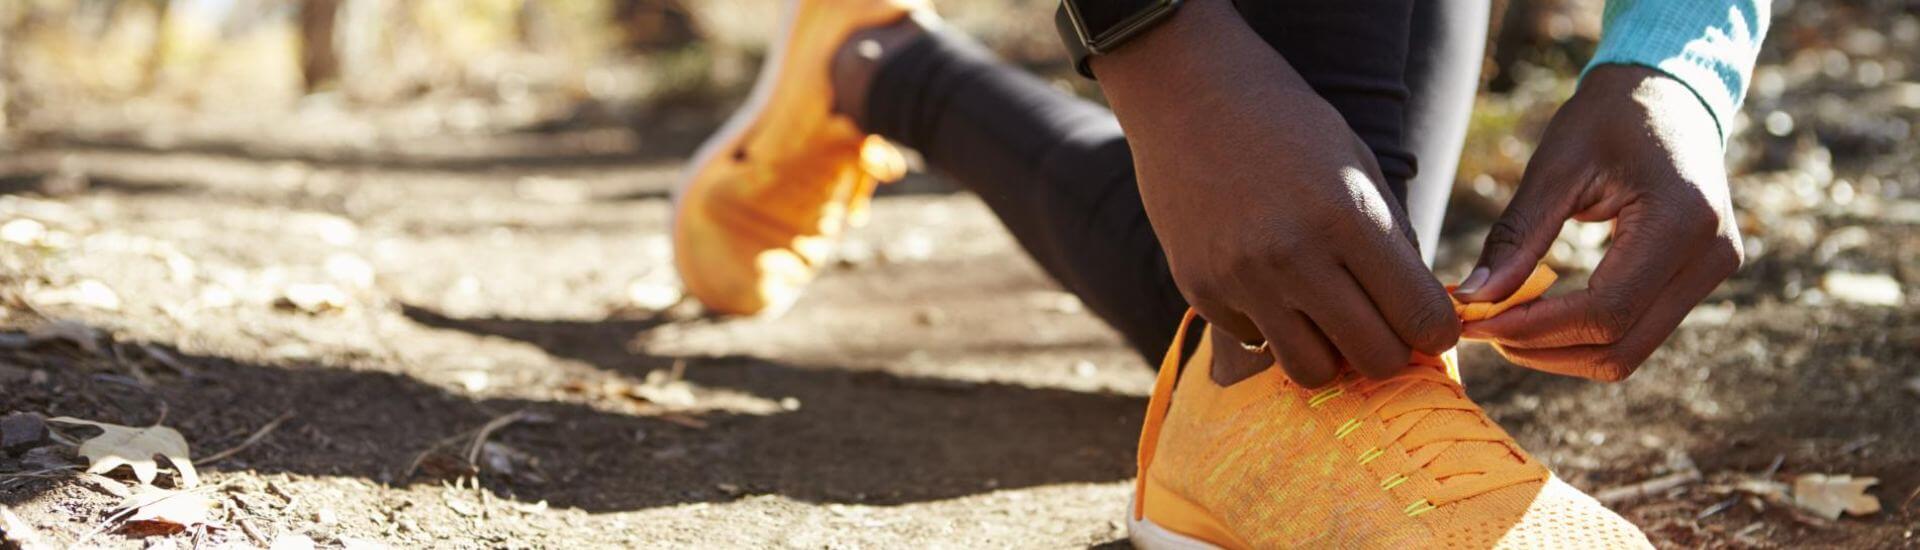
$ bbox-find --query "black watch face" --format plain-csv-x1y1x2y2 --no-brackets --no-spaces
1069,0,1175,45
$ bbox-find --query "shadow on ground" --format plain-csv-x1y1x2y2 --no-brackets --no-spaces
0,314,1144,513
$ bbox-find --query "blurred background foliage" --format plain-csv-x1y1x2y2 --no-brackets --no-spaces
0,0,1915,297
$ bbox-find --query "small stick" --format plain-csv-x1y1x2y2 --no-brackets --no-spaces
196,412,295,466
236,517,269,546
465,411,530,465
1595,470,1703,504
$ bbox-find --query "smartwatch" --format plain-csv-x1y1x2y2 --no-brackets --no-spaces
1055,0,1185,79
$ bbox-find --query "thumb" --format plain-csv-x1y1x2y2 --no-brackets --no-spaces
1454,158,1585,302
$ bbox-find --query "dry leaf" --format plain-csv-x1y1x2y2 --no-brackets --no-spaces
47,417,199,487
1791,473,1881,519
114,487,214,536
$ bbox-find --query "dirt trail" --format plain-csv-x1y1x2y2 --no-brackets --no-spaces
0,141,1916,548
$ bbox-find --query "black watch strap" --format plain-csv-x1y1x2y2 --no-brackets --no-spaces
1054,0,1185,80
1054,4,1098,79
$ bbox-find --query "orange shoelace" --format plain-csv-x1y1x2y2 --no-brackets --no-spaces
1344,356,1541,509
1332,264,1562,512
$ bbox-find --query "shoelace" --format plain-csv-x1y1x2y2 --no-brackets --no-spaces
1345,264,1564,511
1343,354,1543,509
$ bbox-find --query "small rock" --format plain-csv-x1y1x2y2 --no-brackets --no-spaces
1,413,48,455
1903,376,1920,397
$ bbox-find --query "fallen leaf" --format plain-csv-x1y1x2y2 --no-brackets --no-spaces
1792,473,1881,519
114,487,214,536
31,279,121,311
46,417,199,487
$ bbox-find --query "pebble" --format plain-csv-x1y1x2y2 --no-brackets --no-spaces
1,412,48,455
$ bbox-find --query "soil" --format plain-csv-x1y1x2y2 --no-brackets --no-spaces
0,130,1913,548
1,1,1919,544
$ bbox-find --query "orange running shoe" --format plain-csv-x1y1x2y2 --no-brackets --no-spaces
1129,265,1653,549
672,0,925,315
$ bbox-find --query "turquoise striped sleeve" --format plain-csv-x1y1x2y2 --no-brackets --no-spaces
1583,0,1771,143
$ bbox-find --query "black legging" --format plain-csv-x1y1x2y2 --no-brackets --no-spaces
861,0,1489,362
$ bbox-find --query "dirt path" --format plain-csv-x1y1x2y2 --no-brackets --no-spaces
1,142,1916,548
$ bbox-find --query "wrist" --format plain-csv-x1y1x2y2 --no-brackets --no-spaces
1579,65,1717,137
1092,0,1320,124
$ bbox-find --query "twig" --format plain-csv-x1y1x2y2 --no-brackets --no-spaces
195,412,295,466
402,410,530,477
139,344,196,376
1595,470,1703,504
235,517,268,546
464,410,530,465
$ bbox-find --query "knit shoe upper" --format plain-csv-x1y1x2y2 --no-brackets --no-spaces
672,0,924,316
1132,265,1652,549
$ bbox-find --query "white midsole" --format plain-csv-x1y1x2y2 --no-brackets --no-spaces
1127,494,1226,550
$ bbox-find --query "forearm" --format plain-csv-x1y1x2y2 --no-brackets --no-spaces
1089,0,1342,165
1586,0,1771,142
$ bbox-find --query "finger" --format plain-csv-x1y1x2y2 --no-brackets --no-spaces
1467,200,1725,348
1296,270,1415,380
1207,322,1283,383
1340,239,1460,354
1248,308,1340,388
1491,256,1730,381
1454,152,1588,303
1322,164,1460,354
1189,298,1263,352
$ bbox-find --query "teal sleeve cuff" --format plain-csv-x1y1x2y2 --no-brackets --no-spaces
1583,0,1770,143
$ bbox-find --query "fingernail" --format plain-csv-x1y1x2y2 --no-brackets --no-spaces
1456,267,1490,295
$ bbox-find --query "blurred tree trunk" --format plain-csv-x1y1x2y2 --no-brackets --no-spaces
300,0,343,91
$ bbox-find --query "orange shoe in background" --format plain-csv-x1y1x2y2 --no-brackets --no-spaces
1129,265,1653,549
672,0,926,316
